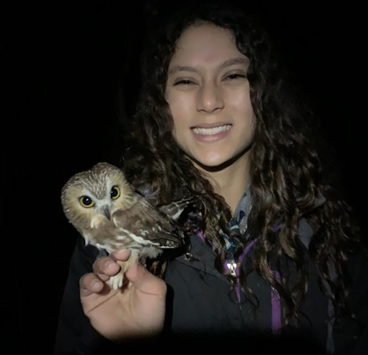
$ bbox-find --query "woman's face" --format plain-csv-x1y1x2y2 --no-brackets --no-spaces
165,23,256,169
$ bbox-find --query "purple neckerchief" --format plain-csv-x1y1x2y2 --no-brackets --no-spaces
222,223,282,277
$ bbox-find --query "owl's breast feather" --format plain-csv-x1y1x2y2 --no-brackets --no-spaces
90,214,109,229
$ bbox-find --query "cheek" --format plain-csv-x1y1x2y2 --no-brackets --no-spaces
230,94,257,145
168,94,194,130
232,87,252,110
229,90,255,124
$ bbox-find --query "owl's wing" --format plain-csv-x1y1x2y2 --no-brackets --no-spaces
112,195,183,249
158,197,194,221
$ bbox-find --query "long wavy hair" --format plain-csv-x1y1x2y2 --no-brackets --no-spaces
119,1,363,328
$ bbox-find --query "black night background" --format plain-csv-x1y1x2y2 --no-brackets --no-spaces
7,1,367,353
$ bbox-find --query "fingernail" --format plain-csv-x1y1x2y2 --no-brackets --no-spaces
113,249,130,259
115,249,127,256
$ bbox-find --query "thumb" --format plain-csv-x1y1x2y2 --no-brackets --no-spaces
124,260,167,296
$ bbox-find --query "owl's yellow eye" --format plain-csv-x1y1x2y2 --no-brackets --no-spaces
79,196,95,208
111,186,120,200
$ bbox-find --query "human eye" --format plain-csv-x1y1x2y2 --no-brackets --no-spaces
173,79,197,86
224,73,247,81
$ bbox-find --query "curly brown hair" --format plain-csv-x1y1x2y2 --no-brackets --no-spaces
118,1,363,328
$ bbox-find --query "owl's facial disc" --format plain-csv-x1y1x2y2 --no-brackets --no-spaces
78,183,122,226
78,192,111,219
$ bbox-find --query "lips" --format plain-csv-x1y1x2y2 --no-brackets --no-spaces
192,124,232,136
190,122,233,142
190,122,233,136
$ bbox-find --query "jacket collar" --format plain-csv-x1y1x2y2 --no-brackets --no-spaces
174,190,326,280
174,188,253,282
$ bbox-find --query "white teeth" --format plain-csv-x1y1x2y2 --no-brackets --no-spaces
192,124,232,136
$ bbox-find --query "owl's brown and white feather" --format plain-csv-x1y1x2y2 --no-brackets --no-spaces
61,162,189,290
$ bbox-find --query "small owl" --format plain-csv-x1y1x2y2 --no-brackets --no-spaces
61,162,191,290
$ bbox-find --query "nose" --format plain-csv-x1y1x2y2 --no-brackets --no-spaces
197,82,224,114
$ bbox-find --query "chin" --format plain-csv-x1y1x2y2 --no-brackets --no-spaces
189,146,251,171
191,153,232,171
198,158,227,168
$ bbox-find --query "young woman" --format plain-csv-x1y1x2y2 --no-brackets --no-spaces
55,2,367,354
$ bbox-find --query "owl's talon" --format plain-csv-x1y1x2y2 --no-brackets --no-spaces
108,260,129,290
109,272,124,290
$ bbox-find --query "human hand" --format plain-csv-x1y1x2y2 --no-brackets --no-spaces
79,249,167,341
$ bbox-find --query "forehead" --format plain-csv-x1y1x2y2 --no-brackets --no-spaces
170,23,247,68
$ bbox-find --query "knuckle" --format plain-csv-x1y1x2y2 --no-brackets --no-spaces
79,273,92,289
94,257,119,276
93,256,111,273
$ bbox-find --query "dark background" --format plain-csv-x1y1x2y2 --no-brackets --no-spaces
7,1,366,353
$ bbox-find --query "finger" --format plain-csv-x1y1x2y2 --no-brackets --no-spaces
79,273,104,297
111,249,131,261
125,260,167,296
93,257,120,280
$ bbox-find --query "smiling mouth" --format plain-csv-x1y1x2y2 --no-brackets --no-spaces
191,124,232,136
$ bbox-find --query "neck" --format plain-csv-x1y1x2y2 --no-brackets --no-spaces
194,152,250,214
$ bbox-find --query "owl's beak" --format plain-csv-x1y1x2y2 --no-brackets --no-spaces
101,205,111,220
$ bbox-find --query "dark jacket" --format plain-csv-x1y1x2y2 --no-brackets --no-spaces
54,222,368,355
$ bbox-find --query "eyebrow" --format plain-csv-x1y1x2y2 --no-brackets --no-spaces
168,57,249,75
